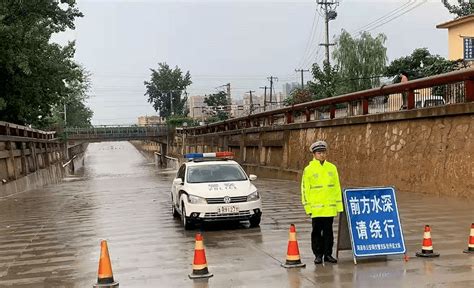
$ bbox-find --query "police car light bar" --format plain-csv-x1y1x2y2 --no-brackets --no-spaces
184,152,234,159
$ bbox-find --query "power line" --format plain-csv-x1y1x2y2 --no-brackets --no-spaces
92,73,289,79
350,0,416,35
365,0,428,33
298,10,321,69
295,69,310,89
301,17,325,70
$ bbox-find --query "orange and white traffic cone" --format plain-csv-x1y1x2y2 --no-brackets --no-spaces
93,240,119,288
416,225,440,258
189,233,213,279
281,224,306,268
463,223,474,254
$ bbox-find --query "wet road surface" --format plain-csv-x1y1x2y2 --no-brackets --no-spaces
0,141,473,287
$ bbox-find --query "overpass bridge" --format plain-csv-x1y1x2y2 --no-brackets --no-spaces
64,125,169,143
63,125,172,168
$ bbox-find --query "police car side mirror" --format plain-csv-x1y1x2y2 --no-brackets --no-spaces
173,178,183,185
249,174,257,181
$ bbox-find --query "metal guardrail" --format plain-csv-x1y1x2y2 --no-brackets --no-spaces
183,68,474,135
0,121,57,141
62,155,77,168
0,122,62,182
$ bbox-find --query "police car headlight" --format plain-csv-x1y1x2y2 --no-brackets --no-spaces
188,194,206,204
247,191,260,201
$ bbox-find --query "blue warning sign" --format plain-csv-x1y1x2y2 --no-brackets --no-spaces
343,187,406,257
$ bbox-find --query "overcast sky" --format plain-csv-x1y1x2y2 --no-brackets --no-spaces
55,0,454,125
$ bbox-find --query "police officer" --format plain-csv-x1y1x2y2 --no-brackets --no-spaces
301,140,343,264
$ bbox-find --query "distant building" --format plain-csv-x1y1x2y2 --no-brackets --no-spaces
436,14,474,63
282,82,300,99
275,92,284,104
187,95,208,120
243,94,265,114
137,115,164,126
230,99,244,118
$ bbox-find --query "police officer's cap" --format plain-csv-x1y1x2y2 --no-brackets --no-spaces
310,140,328,153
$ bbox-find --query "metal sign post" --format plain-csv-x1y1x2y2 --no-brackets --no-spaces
336,210,353,261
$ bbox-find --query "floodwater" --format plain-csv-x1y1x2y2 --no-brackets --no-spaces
0,141,472,287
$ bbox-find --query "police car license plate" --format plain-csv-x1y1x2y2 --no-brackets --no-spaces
217,206,239,214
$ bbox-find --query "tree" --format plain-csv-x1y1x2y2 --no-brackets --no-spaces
332,30,387,94
307,61,343,100
384,48,464,82
442,0,474,17
385,48,465,103
144,63,192,118
46,67,93,128
0,0,88,127
203,91,230,122
167,115,198,127
283,88,312,106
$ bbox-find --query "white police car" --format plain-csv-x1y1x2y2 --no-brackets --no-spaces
171,152,262,230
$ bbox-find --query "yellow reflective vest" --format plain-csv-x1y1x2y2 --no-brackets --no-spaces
301,159,343,217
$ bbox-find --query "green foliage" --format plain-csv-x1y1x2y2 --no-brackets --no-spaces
384,48,464,82
144,63,192,118
46,67,93,128
333,30,387,93
283,88,312,106
204,91,230,122
205,112,228,123
0,0,89,127
167,115,197,127
204,91,228,107
307,61,343,100
441,0,474,17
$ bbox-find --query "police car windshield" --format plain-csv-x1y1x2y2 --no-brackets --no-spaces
187,164,247,183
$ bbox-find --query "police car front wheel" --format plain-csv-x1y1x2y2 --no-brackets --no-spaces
249,214,261,227
181,204,195,230
171,195,179,218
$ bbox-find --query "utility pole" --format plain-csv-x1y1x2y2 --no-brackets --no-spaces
169,91,174,116
63,103,67,126
225,83,231,106
295,69,310,88
259,86,268,111
267,76,278,107
317,0,338,65
246,90,255,115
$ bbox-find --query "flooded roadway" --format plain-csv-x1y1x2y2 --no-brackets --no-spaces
0,141,473,288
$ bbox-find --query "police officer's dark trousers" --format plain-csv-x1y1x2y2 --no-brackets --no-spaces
311,216,334,257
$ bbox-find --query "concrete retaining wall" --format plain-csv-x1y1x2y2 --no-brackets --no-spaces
0,162,64,198
179,103,474,198
65,143,88,174
0,124,89,198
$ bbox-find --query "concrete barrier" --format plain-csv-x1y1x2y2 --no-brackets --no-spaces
0,162,64,198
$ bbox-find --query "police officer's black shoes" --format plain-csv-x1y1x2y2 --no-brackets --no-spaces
324,255,337,263
314,255,323,264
